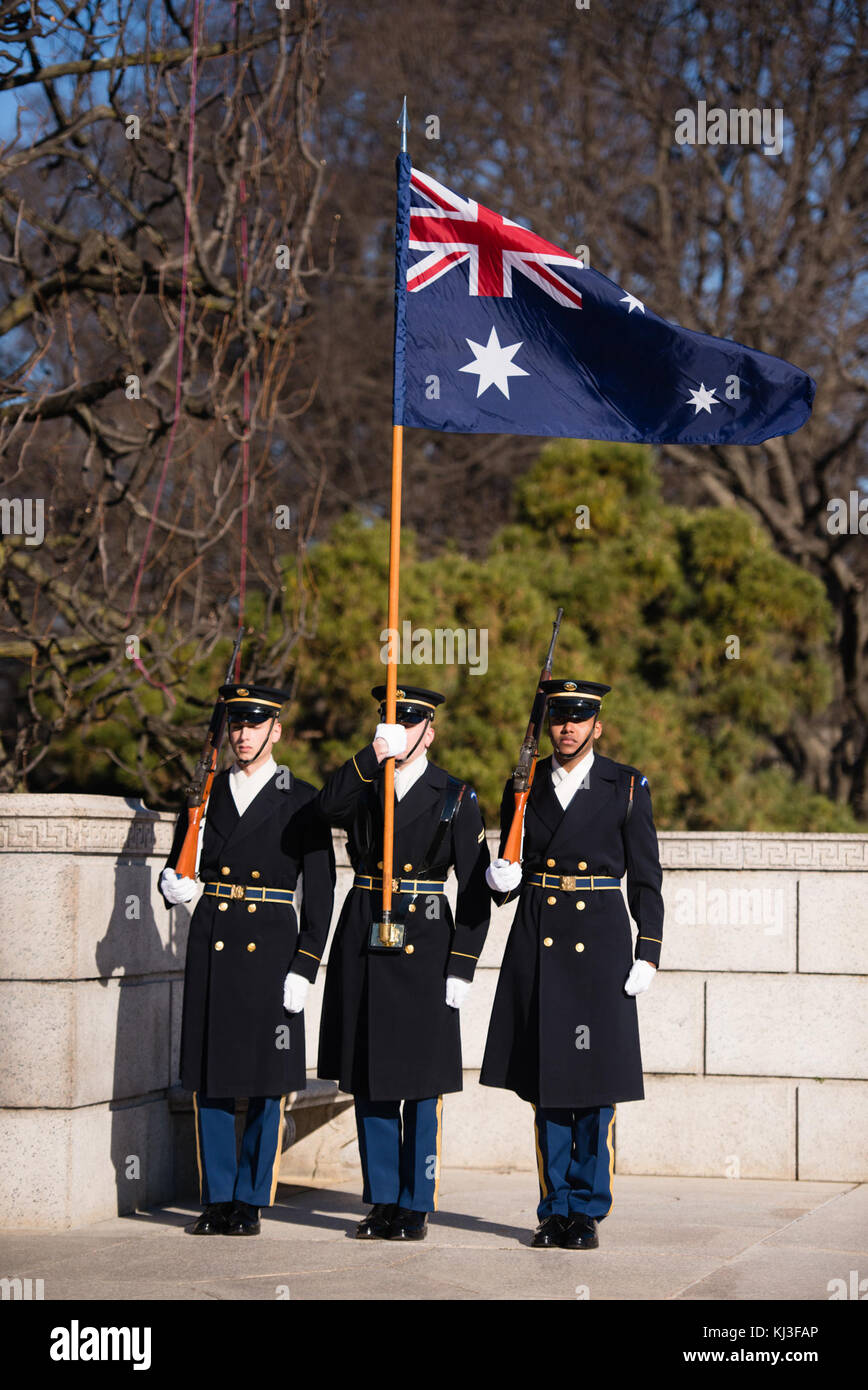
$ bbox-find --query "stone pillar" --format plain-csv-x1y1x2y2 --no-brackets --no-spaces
0,795,187,1229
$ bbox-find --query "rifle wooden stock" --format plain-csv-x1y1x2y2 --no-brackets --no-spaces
173,758,217,880
503,607,563,865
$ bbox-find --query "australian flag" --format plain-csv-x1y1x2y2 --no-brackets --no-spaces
392,153,814,443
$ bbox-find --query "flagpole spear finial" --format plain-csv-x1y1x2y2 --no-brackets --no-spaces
398,96,408,153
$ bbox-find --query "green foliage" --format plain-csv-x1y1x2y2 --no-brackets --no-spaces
42,439,860,831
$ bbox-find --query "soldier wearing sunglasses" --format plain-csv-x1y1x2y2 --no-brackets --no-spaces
315,684,491,1241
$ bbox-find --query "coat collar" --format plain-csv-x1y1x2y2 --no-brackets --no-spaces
206,767,293,850
392,759,449,833
528,753,620,853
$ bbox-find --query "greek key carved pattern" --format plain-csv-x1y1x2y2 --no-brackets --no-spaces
657,833,868,871
0,816,175,856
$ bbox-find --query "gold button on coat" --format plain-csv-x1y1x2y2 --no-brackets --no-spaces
408,904,416,913
377,861,383,869
546,858,556,868
247,903,257,913
218,903,228,912
546,895,557,905
221,866,230,876
576,900,586,910
575,942,585,952
247,942,256,952
251,870,260,879
543,937,553,947
404,944,414,955
403,863,413,872
214,940,224,950
578,861,587,871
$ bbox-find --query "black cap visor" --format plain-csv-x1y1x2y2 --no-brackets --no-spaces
547,700,600,724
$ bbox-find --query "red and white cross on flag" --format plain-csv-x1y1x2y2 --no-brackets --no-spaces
407,167,583,309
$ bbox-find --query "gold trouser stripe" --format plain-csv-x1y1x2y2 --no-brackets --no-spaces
533,1104,548,1199
268,1095,288,1206
352,755,373,782
433,1096,444,1212
604,1106,616,1216
192,1091,203,1203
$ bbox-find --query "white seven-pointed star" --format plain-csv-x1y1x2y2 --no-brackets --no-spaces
459,325,529,399
686,383,720,415
620,291,645,314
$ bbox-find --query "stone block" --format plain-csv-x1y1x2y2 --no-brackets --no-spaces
634,972,704,1075
0,1096,174,1229
798,874,868,974
662,871,795,972
615,1075,796,1179
706,974,868,1079
0,978,172,1107
797,1080,868,1181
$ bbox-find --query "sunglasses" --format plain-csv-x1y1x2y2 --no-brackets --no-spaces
378,704,431,726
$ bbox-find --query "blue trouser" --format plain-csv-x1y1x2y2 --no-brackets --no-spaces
193,1094,285,1208
354,1096,443,1212
533,1104,616,1221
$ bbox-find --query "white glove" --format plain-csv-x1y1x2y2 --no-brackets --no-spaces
374,722,407,758
160,867,197,905
445,976,471,1009
624,959,656,996
485,857,523,893
283,972,309,1014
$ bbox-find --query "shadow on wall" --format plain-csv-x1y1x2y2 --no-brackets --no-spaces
94,814,190,1215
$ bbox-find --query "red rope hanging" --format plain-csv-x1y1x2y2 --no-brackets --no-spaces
125,0,203,628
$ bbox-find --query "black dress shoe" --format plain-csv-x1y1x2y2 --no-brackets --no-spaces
185,1201,234,1235
225,1200,261,1236
531,1214,569,1248
387,1208,428,1240
558,1214,599,1250
354,1203,396,1239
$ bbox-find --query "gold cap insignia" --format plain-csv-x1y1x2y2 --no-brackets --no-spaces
564,682,577,691
237,687,249,696
396,689,405,699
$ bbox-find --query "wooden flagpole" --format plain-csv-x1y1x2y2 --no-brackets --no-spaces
377,99,409,947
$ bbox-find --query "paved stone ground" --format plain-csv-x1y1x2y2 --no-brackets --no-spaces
1,1171,866,1301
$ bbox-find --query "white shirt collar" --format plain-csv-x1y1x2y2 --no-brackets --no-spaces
550,748,595,807
229,755,278,815
394,754,428,801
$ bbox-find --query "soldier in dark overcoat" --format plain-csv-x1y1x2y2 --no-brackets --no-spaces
316,684,490,1241
480,679,663,1250
161,683,335,1236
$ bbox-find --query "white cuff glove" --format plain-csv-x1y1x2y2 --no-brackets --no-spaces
160,867,197,905
374,722,407,758
283,972,310,1014
624,959,656,996
445,976,471,1009
485,857,523,893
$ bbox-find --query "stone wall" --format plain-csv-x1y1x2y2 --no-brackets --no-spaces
1,795,866,1228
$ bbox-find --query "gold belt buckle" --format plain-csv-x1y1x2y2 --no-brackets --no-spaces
561,875,576,892
229,883,245,900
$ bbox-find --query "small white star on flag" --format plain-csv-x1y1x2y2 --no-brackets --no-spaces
620,292,645,314
459,325,529,399
686,383,720,414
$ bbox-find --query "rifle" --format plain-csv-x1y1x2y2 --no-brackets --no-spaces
502,607,564,864
173,627,244,880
